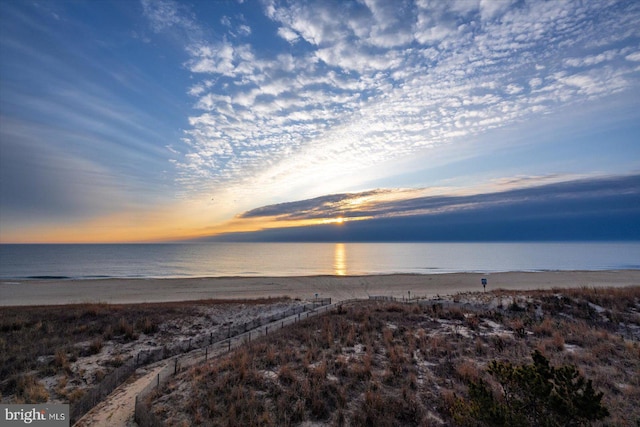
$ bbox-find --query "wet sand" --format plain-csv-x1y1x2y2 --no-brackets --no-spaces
1,270,639,306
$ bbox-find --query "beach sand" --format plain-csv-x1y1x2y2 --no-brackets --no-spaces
1,270,639,306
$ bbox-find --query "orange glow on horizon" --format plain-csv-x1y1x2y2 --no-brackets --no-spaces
0,211,372,244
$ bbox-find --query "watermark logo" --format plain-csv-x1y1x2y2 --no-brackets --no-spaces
1,405,68,427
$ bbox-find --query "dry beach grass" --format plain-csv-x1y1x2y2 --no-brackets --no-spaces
145,286,640,426
0,297,303,406
1,274,639,426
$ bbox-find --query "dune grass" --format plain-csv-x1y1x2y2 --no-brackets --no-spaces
0,298,289,403
148,286,640,426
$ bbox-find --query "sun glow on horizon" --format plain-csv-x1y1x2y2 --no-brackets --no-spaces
322,216,347,225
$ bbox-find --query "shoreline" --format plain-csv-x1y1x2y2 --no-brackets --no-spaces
2,267,635,281
1,270,639,307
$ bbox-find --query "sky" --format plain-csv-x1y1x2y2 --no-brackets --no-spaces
0,0,639,243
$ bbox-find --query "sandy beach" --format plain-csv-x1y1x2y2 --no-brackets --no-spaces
1,270,639,306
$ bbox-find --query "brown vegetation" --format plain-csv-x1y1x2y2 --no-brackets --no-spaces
147,286,640,426
0,297,292,404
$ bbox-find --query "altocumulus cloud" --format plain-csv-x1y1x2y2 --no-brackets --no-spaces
143,0,640,199
206,174,640,242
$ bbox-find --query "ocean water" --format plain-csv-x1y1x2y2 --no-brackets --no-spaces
1,242,639,280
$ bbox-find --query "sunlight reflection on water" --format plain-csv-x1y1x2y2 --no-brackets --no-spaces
334,243,347,276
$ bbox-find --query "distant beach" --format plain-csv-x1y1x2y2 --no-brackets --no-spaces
2,270,639,306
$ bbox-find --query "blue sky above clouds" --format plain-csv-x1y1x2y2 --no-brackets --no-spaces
0,0,639,242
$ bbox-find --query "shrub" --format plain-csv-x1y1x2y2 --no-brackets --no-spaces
452,350,609,426
88,337,103,355
54,349,72,374
16,375,49,403
137,317,158,335
115,317,138,340
510,318,527,339
455,360,481,382
533,318,555,337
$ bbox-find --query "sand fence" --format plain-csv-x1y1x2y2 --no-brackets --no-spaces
133,299,333,427
71,299,331,425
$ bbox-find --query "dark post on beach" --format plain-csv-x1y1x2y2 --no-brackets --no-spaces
482,278,487,292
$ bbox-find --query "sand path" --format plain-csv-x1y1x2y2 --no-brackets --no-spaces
72,303,334,427
74,364,166,427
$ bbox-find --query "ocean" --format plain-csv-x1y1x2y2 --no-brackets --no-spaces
1,242,639,280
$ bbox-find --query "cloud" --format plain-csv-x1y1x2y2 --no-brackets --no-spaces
238,174,640,221
208,173,640,241
141,0,200,36
240,189,390,220
565,49,621,67
277,26,300,43
140,0,640,206
479,0,515,20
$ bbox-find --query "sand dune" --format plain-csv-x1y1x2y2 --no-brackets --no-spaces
1,270,639,306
